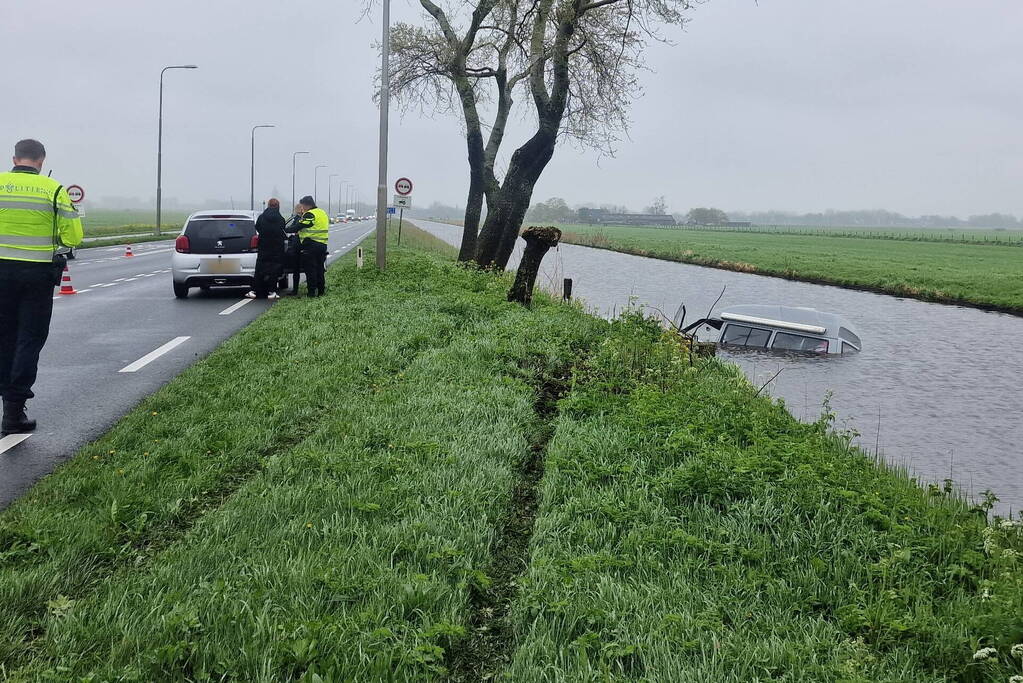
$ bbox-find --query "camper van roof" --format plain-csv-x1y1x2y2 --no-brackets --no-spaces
719,305,857,340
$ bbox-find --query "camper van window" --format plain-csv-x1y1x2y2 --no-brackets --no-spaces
842,342,858,354
773,332,829,353
721,324,771,348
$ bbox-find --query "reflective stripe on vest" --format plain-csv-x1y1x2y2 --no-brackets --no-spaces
0,245,52,262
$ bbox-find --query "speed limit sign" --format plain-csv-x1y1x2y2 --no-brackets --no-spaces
394,177,413,196
66,185,85,203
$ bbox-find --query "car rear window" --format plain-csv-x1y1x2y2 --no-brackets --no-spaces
184,218,255,239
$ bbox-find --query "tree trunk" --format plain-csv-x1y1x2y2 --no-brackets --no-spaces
475,128,558,269
507,226,562,305
459,128,486,261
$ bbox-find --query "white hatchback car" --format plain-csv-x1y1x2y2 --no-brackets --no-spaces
171,211,259,298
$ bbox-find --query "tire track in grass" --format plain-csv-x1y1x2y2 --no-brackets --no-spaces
448,366,571,682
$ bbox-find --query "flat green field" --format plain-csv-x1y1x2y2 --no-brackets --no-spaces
559,224,1023,313
1,230,1020,680
81,209,189,237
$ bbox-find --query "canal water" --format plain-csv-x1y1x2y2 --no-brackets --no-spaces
415,220,1022,514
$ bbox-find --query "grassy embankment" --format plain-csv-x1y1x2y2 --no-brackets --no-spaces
1,227,1021,680
559,224,1023,314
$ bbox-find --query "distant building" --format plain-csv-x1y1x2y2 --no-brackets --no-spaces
578,208,676,226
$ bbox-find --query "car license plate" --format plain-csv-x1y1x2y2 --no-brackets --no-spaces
204,259,240,274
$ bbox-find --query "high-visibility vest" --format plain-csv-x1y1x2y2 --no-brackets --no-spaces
0,168,84,263
298,208,330,245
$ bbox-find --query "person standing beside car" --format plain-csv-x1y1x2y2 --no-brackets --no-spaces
0,139,83,435
246,198,287,300
295,195,329,297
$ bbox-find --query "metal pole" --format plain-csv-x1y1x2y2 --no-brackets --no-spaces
250,124,274,211
156,64,197,236
375,0,391,269
398,208,403,246
328,174,339,216
314,164,327,205
292,151,309,209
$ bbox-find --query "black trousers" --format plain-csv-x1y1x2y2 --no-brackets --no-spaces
252,256,284,298
0,261,55,402
300,240,328,294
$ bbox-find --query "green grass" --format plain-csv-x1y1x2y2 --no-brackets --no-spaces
80,209,190,239
0,234,604,680
624,223,1023,246
508,314,1023,681
558,224,1023,312
1,231,1020,680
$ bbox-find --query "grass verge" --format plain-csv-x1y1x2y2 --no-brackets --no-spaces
506,312,1023,681
558,224,1023,314
0,241,603,680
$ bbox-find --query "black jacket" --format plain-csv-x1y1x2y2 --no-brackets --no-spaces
255,206,286,259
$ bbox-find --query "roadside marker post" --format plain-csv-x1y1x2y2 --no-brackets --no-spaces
357,247,364,269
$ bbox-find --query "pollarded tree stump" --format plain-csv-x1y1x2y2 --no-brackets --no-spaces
508,226,562,306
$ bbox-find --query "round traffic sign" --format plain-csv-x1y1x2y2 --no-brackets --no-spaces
66,185,85,203
395,177,413,196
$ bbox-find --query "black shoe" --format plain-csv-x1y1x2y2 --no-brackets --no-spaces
1,400,36,436
317,288,326,297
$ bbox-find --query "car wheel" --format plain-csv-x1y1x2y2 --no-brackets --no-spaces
173,282,190,299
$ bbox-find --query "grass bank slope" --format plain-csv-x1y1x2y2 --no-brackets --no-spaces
2,235,1020,681
559,224,1023,313
0,241,603,680
508,313,1023,681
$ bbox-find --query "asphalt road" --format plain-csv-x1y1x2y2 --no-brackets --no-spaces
0,222,374,509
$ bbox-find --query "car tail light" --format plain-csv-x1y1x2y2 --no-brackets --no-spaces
175,235,190,253
250,234,259,251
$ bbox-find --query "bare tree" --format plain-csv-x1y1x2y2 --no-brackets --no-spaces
389,0,695,268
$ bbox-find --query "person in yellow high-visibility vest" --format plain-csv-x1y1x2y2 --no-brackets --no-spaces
295,195,329,297
0,139,83,435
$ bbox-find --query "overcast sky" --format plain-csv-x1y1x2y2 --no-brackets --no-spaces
3,0,1020,217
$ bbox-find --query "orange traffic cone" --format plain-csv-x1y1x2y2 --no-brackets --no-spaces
59,265,77,295
124,244,134,257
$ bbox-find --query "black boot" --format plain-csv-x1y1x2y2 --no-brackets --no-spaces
1,400,36,436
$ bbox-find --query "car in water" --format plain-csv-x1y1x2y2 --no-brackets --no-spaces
170,211,259,298
683,304,861,355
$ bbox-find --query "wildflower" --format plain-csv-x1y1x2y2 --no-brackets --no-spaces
981,589,992,601
1011,643,1023,658
972,647,997,661
151,411,158,416
306,523,313,529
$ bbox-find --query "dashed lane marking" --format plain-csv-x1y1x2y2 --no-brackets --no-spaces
219,299,254,316
119,336,191,373
0,433,32,454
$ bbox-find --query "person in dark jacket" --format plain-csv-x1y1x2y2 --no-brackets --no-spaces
246,199,287,299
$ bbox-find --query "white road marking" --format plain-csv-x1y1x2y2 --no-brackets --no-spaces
219,299,254,316
124,278,138,282
76,288,93,294
0,433,32,453
119,336,191,373
114,278,126,282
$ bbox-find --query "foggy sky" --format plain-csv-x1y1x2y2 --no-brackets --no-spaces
4,0,1021,217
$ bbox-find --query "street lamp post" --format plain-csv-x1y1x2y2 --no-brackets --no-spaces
375,0,391,268
313,164,327,205
250,124,275,211
156,64,197,235
328,174,339,216
292,151,309,209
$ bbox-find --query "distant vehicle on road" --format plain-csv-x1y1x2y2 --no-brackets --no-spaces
171,211,259,298
683,304,861,355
